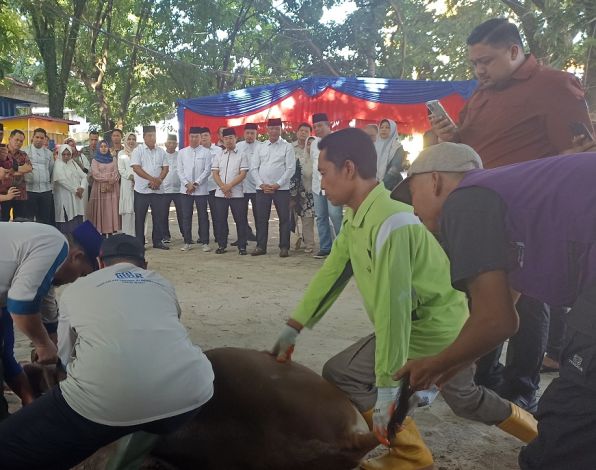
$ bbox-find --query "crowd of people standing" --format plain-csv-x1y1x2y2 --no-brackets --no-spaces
0,114,406,259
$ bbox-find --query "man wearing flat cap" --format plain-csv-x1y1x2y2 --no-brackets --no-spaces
211,128,249,255
390,143,596,468
130,125,170,250
311,113,343,259
251,118,295,257
0,233,214,469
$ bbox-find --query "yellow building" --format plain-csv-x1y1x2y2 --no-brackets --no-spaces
0,114,79,146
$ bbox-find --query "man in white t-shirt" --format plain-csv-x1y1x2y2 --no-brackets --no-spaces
0,234,214,469
130,125,169,250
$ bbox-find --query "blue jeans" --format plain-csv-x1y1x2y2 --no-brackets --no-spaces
313,192,343,253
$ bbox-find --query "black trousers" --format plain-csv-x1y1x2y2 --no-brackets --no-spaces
255,190,290,251
25,191,54,225
546,306,568,360
134,192,166,246
0,199,27,221
180,194,210,245
519,285,596,469
243,192,257,235
162,193,184,239
0,385,198,470
214,197,248,249
475,294,549,397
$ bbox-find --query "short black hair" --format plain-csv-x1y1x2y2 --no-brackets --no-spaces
318,128,376,179
33,128,47,137
298,122,312,131
89,130,100,136
467,18,523,48
111,128,123,136
10,129,24,138
101,256,145,268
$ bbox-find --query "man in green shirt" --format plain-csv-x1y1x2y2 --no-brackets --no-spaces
271,128,536,469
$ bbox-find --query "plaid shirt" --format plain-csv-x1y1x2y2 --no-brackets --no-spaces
0,149,31,201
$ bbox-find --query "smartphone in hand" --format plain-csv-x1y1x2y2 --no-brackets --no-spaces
426,100,456,127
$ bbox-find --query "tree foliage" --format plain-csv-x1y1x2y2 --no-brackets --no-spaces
6,0,596,127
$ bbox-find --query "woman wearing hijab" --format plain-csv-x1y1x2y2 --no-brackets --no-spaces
117,132,137,236
52,144,87,234
87,140,120,235
375,119,405,190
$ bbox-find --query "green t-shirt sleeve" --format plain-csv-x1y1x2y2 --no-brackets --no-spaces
291,228,353,328
372,224,416,387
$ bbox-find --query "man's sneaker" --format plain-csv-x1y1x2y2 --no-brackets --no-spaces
202,244,211,252
180,244,192,252
251,247,267,256
162,238,171,244
279,248,289,258
153,242,170,250
313,251,329,259
239,248,247,255
215,247,226,254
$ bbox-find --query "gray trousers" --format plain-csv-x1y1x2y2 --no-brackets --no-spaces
322,334,511,425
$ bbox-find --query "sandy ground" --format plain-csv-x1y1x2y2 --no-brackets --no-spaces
9,207,556,469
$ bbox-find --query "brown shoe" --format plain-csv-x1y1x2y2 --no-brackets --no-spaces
279,248,289,258
251,247,267,256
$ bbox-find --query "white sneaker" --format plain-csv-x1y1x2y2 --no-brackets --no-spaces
180,244,192,252
202,244,211,252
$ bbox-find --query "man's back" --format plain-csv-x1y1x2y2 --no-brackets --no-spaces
59,263,214,426
446,152,596,307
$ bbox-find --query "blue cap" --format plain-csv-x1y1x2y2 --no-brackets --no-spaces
72,221,103,270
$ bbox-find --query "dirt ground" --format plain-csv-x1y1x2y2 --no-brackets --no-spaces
10,208,556,469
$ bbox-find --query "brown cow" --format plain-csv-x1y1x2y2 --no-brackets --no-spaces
24,348,378,470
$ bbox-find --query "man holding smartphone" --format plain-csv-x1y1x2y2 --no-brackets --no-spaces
429,18,594,413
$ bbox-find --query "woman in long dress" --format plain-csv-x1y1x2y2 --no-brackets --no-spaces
375,119,405,190
52,144,87,234
117,132,137,236
87,140,120,235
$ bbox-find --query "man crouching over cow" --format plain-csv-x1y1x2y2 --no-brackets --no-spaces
271,128,537,470
0,234,214,470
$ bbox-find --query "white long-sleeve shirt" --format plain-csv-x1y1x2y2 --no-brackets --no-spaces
163,151,181,194
253,138,295,191
23,144,54,193
236,140,261,194
177,145,212,196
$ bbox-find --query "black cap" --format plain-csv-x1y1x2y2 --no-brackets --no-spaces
99,234,145,262
72,221,103,270
222,128,236,137
201,127,211,135
244,123,258,131
143,125,156,133
267,118,282,127
312,113,329,124
189,126,202,134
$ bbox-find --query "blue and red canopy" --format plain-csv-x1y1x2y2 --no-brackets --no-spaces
177,76,477,145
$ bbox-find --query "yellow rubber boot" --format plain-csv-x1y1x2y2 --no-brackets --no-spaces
497,403,538,443
360,417,434,470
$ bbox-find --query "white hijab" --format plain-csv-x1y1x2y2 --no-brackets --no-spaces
375,119,401,181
